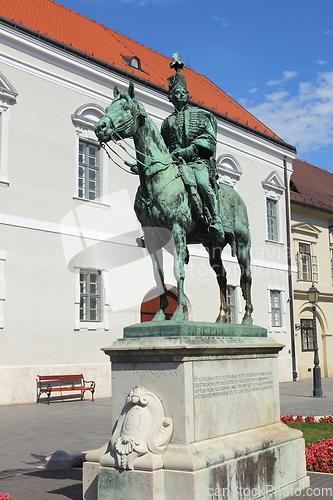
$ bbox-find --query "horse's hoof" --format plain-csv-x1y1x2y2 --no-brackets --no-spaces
152,310,166,321
242,316,253,325
171,308,185,321
215,316,228,324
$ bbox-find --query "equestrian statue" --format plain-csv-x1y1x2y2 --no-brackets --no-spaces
94,54,253,325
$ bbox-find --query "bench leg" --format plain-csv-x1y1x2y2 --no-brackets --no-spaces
37,390,51,404
81,389,94,401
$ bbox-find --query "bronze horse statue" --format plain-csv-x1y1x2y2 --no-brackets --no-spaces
95,83,253,324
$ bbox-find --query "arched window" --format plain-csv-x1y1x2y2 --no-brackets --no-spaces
0,70,18,187
140,288,188,322
72,104,108,205
216,155,242,187
122,56,142,71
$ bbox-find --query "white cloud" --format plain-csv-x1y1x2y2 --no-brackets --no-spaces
316,60,328,65
266,70,298,86
282,70,298,80
211,15,230,27
247,87,258,94
266,79,282,86
238,97,253,108
266,91,289,101
247,72,333,154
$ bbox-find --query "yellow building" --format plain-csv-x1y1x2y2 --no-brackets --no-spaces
291,159,333,379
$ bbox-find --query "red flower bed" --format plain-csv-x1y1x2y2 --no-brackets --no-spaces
281,414,333,472
281,414,315,422
319,415,333,423
306,437,333,473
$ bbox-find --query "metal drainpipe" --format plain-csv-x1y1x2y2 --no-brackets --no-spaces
284,156,298,381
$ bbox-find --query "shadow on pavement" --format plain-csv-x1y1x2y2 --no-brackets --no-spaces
0,468,82,500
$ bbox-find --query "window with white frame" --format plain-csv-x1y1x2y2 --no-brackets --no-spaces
262,172,285,243
296,242,318,282
72,104,106,203
270,290,282,327
300,318,314,351
292,224,320,282
297,242,312,281
266,199,278,242
80,269,102,322
78,141,100,200
226,286,236,323
216,155,242,187
122,56,142,71
0,71,18,186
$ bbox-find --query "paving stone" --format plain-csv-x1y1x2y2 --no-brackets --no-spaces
1,379,333,500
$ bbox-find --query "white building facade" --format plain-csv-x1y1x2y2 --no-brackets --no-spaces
0,13,296,404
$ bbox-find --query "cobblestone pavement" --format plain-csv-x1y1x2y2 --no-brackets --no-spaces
280,377,333,417
1,378,333,499
0,397,112,500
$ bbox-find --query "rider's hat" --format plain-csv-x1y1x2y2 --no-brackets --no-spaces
167,53,188,95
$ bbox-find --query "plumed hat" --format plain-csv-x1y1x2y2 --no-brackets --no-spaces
167,53,188,94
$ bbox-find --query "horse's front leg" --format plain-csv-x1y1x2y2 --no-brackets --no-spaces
151,248,168,321
145,231,168,321
205,242,228,323
171,224,187,321
237,241,253,325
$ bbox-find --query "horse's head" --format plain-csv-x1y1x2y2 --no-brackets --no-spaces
94,83,145,143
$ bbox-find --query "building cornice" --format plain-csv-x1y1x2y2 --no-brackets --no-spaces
294,290,333,301
291,198,333,218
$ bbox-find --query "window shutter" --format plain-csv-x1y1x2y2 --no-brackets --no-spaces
312,254,318,282
296,252,302,280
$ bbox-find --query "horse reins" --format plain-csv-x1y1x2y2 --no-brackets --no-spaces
100,142,138,175
98,99,184,210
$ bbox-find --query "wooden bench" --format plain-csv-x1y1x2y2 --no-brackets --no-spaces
36,374,95,404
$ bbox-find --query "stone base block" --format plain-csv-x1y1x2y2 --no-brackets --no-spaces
163,423,309,500
83,422,309,500
83,462,100,500
98,467,164,500
82,327,308,500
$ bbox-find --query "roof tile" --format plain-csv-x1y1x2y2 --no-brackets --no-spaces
291,158,333,213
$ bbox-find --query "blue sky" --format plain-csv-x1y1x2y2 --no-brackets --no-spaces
59,0,333,173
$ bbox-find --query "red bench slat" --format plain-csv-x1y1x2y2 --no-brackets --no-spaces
36,374,95,404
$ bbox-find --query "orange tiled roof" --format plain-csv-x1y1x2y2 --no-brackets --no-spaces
0,0,282,140
291,158,333,213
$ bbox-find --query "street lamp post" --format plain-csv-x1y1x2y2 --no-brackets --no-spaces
307,283,323,398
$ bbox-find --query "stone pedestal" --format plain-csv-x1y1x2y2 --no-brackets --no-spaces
83,322,309,500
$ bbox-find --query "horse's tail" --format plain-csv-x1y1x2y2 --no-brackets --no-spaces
217,183,249,257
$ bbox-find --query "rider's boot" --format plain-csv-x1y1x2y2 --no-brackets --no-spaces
204,187,225,239
208,215,224,239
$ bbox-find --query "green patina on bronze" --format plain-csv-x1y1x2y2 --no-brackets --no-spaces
162,53,223,238
124,321,267,338
94,54,253,326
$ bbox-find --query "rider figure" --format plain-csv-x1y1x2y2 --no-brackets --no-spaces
161,54,224,239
